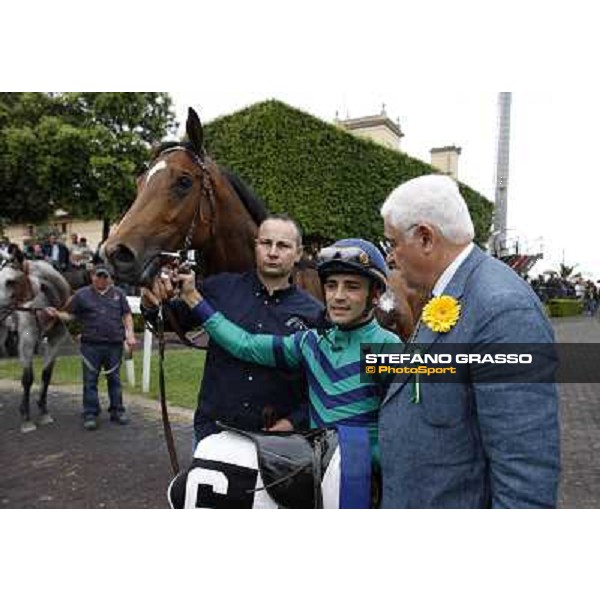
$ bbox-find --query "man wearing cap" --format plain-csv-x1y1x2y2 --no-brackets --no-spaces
48,264,137,430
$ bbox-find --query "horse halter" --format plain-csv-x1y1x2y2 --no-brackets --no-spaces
0,259,38,324
152,145,217,253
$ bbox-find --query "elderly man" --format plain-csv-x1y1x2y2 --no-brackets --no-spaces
379,174,560,508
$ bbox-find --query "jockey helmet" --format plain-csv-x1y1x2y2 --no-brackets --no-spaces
317,239,388,291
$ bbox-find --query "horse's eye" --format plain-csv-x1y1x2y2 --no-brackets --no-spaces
176,175,194,191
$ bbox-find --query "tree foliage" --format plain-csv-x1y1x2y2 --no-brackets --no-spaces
0,92,177,227
204,100,493,246
558,263,581,281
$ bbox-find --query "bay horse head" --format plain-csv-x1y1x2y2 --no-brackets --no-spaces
103,108,263,285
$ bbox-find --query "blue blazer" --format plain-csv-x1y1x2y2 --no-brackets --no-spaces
379,247,560,508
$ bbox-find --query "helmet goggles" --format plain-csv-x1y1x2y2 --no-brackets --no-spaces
317,244,388,290
318,246,375,268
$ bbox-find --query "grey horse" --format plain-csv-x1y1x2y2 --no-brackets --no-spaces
0,246,71,433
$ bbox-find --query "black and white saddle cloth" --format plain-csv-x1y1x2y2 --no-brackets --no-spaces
167,425,373,509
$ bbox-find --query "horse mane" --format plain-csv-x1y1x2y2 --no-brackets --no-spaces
221,168,267,227
28,261,71,308
151,142,268,227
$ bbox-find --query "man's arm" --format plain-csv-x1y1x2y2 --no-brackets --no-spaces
122,312,137,349
45,295,76,322
472,307,560,508
282,404,309,432
193,303,303,370
172,271,303,369
140,297,196,333
140,273,217,332
46,308,75,322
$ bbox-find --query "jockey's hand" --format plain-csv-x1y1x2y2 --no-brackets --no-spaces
265,418,294,433
175,272,203,309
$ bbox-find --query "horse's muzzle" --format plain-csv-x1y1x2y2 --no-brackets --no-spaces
104,244,141,285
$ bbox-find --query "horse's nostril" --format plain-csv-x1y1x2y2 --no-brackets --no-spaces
111,245,136,265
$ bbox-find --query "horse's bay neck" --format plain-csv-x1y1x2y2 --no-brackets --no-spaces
198,216,257,275
200,233,255,276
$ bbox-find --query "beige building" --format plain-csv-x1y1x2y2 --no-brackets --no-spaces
336,110,463,179
5,211,104,251
430,146,462,180
336,108,404,151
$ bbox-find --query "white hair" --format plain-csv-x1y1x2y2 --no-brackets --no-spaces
381,175,475,244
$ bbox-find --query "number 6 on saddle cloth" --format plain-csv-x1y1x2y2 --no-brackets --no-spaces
167,426,374,509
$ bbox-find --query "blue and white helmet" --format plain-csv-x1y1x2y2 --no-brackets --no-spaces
317,239,389,291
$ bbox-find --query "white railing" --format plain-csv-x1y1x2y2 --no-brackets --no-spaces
126,297,153,393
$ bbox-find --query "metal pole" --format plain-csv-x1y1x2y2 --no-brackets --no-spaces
491,92,513,256
143,328,153,393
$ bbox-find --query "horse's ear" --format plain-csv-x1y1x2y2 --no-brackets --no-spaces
186,108,205,157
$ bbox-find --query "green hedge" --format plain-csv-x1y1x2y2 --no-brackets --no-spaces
547,299,583,317
204,100,493,246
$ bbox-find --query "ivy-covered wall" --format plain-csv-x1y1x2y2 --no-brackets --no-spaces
204,100,493,246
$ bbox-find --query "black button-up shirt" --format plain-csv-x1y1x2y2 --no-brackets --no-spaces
155,271,325,441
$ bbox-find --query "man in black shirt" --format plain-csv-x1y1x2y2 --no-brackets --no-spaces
142,215,324,448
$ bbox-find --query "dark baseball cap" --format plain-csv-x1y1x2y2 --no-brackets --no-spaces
93,264,112,277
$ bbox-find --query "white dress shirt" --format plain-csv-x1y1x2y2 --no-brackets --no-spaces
431,243,475,298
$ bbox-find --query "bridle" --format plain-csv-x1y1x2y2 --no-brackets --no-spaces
138,145,218,288
155,145,217,253
142,145,218,477
0,258,40,324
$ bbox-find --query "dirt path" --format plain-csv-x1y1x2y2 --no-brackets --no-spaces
0,381,194,509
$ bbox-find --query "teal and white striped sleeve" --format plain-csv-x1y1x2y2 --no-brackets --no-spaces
191,300,303,369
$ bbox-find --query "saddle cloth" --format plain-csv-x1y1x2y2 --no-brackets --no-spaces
168,426,372,509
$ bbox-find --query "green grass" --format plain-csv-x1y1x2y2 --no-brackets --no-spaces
0,349,206,410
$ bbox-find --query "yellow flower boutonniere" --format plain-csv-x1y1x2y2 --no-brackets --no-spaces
422,295,461,333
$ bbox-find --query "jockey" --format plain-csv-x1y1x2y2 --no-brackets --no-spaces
163,239,401,477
